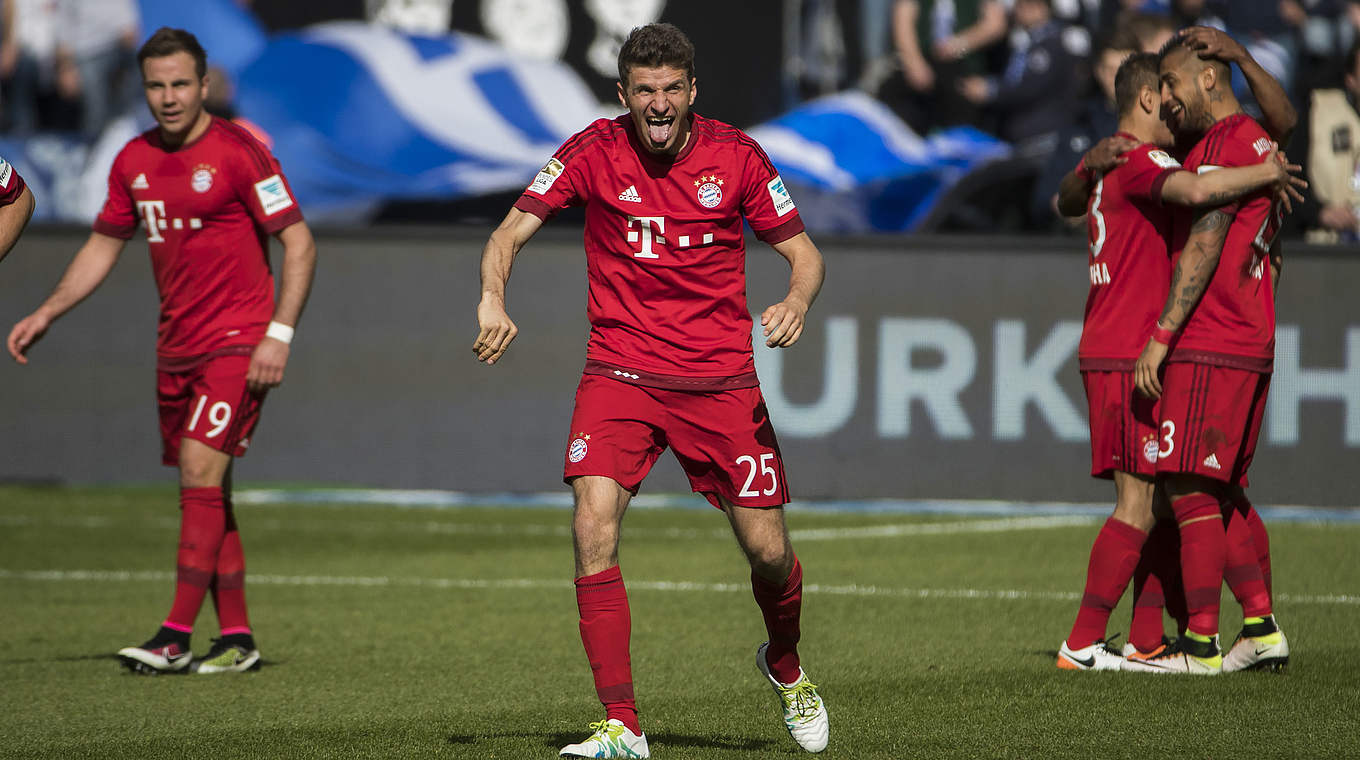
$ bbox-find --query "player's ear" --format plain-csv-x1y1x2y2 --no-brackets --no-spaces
616,80,627,109
1140,85,1156,115
1200,62,1217,92
688,77,697,107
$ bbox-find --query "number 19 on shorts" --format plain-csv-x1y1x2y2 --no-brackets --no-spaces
736,453,778,497
188,395,233,438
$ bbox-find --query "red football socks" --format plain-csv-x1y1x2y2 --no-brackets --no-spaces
1171,492,1227,637
575,566,639,734
1067,518,1146,648
752,556,804,684
211,504,251,635
1238,497,1273,599
1129,520,1186,651
1223,499,1272,619
165,487,227,631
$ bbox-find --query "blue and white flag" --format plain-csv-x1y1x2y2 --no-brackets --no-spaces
235,22,606,221
749,91,1009,232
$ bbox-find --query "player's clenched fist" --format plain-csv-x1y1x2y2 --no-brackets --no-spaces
761,300,807,348
474,298,518,365
7,311,51,364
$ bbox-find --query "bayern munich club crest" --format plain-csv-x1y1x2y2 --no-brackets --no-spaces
191,164,215,193
694,174,723,208
568,433,590,463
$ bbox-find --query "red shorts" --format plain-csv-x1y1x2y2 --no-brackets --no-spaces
1156,362,1270,486
1082,370,1159,479
563,374,789,508
157,354,265,466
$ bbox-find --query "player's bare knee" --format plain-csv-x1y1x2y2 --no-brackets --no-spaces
1112,473,1156,531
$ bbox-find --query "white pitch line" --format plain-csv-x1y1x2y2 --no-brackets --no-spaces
0,514,1097,542
789,515,1096,541
2,569,1354,606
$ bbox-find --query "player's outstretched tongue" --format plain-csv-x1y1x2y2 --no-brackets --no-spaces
648,118,672,145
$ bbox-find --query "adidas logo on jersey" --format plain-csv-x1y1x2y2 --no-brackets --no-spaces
617,185,642,203
131,173,150,190
1202,453,1222,470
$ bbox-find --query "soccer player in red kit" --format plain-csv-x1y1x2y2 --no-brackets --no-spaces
0,153,36,264
1052,52,1300,671
6,28,317,675
1124,38,1289,674
473,23,828,758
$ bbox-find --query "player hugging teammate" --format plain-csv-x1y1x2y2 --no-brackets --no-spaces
1054,27,1304,675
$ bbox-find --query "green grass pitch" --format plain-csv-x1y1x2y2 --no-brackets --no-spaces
1,485,1358,759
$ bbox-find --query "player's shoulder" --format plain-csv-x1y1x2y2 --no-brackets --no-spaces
691,113,777,169
206,116,276,163
692,113,759,151
556,116,627,163
1197,114,1270,167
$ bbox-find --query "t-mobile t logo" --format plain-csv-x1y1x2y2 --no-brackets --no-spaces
137,200,166,243
626,215,665,259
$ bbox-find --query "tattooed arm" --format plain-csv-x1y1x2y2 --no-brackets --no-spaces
1133,207,1234,398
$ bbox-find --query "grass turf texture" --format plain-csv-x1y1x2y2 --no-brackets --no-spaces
1,485,1357,760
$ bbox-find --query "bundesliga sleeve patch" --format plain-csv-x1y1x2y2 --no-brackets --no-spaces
528,157,565,195
253,174,295,215
766,175,796,217
0,157,12,190
1147,150,1181,169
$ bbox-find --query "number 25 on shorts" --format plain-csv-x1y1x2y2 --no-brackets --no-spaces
736,453,778,497
187,395,233,439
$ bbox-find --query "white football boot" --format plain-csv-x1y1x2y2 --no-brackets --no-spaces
756,641,829,753
1056,638,1124,671
1222,616,1289,673
559,719,650,759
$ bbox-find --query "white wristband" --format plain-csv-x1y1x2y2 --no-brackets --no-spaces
265,321,294,345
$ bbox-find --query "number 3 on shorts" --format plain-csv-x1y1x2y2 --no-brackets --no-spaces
1157,420,1175,459
188,395,233,438
736,453,778,497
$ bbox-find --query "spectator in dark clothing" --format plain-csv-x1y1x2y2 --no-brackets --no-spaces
958,0,1083,154
876,0,1008,135
1031,30,1138,228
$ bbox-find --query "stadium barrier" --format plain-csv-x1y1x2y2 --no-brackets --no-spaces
3,228,1356,505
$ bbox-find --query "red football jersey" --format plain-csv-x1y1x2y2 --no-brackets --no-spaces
1079,137,1181,369
1170,114,1280,369
513,113,804,388
0,154,27,206
94,116,303,368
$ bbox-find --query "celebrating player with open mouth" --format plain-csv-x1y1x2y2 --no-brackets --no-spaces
7,28,317,676
473,22,829,759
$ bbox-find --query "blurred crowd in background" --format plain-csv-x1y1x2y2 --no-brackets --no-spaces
1,0,1357,240
847,0,1360,237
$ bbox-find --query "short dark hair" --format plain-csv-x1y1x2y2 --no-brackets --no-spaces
1157,34,1230,82
138,27,207,80
617,23,695,86
1115,52,1161,116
